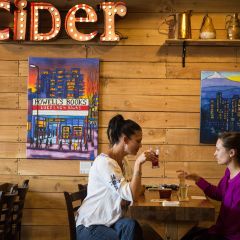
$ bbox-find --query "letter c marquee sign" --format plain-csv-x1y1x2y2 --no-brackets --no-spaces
0,0,127,42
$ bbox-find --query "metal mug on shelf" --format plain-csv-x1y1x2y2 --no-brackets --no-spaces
177,10,192,39
159,10,192,39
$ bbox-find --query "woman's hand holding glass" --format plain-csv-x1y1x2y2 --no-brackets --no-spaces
177,170,201,183
136,150,158,165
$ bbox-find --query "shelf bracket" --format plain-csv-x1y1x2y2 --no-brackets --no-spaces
182,40,186,68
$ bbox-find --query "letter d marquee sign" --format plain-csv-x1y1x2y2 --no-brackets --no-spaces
0,0,127,42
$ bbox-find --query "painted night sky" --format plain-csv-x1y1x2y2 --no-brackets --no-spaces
200,71,240,143
29,58,98,95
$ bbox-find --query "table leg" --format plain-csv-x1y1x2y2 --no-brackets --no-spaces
165,222,178,240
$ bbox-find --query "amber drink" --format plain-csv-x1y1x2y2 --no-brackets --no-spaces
152,147,160,168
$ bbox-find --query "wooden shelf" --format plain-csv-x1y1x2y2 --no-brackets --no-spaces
165,39,240,67
165,39,240,46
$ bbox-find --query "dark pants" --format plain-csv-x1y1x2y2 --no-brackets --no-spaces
76,217,143,240
181,227,226,240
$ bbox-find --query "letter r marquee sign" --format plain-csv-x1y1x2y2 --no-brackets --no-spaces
0,0,127,42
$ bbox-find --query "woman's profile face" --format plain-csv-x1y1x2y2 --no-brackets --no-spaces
125,130,142,155
214,139,231,165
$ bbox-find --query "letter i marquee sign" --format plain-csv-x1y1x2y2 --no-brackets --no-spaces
0,0,127,42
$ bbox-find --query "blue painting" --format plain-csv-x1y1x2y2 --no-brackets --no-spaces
200,71,240,143
27,57,99,160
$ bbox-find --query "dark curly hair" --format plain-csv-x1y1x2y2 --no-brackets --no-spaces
107,114,142,146
218,132,240,164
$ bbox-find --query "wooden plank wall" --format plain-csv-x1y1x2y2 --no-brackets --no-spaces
0,0,240,239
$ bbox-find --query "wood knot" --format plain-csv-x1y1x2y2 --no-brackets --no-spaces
124,100,131,106
149,130,154,135
102,78,109,87
55,183,61,191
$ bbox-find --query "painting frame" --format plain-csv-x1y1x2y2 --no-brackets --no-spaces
27,57,99,160
200,71,240,143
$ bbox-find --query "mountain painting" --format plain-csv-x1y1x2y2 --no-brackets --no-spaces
200,71,240,143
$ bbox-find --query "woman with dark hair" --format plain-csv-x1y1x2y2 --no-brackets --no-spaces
178,132,240,240
76,114,162,240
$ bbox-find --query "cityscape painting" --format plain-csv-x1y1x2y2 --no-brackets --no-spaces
27,57,99,160
200,71,240,143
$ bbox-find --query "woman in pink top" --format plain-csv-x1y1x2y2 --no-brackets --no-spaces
178,132,240,240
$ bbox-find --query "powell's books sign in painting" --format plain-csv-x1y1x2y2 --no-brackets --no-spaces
27,57,99,160
200,71,240,144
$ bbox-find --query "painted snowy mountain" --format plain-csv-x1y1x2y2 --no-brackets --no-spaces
201,71,240,88
201,71,240,107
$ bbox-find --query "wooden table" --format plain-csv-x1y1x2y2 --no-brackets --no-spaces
129,190,215,240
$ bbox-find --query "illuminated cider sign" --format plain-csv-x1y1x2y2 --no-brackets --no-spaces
0,0,127,42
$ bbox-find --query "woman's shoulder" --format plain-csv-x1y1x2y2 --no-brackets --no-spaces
96,153,110,161
95,153,117,166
